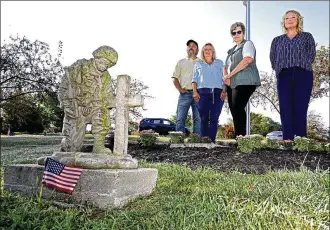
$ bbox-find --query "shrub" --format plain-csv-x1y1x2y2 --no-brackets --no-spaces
308,139,324,151
236,135,254,153
237,134,264,153
266,139,280,149
139,129,159,148
187,133,201,143
250,134,264,149
216,126,225,139
224,125,235,139
324,143,330,153
201,136,212,143
169,131,185,144
294,136,310,152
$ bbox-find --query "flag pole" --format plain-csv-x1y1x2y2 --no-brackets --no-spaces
243,0,251,135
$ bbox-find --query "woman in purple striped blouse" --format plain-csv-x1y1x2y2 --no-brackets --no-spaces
270,10,316,140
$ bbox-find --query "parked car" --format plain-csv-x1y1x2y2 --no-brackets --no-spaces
139,118,190,135
266,131,283,141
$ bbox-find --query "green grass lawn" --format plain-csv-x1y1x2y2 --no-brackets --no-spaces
1,136,329,229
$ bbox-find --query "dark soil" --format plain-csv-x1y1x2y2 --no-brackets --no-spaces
127,144,330,174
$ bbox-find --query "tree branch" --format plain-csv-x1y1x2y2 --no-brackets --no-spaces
254,91,280,114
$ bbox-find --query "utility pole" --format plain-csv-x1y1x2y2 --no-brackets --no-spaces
243,0,251,135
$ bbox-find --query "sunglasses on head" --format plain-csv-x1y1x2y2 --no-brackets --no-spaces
231,31,242,36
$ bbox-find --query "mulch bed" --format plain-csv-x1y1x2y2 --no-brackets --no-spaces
127,144,330,174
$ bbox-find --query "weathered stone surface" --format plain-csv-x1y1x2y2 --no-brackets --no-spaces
58,46,117,154
37,152,138,169
4,164,158,209
112,75,144,156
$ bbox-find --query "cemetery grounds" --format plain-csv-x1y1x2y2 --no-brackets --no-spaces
0,134,329,229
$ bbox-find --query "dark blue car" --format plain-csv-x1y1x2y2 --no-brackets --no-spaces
139,118,190,135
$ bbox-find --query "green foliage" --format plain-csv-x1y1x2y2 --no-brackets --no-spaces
266,139,280,149
1,91,44,133
308,139,324,151
323,143,330,153
128,121,139,134
1,136,330,229
139,130,158,148
312,44,329,100
250,113,281,136
169,113,193,130
294,136,311,152
1,92,63,134
1,35,63,103
169,131,185,144
237,136,254,153
237,134,264,153
187,133,201,143
38,93,64,133
1,163,329,229
307,110,329,141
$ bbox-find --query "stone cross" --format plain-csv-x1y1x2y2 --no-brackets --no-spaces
109,75,144,155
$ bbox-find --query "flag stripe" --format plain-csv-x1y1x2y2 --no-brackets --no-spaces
44,183,74,194
43,180,74,191
42,175,76,187
59,172,80,179
43,171,78,183
64,166,83,172
62,169,83,175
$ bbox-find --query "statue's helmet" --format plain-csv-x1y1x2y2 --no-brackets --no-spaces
92,46,118,68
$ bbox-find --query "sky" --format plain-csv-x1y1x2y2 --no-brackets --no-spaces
1,1,329,126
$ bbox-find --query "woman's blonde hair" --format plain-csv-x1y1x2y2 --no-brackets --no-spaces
281,10,304,34
201,43,217,62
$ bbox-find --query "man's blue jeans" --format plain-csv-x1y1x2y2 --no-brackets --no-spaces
176,91,201,135
196,88,224,143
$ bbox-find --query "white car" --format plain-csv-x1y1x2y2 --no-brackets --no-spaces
266,131,283,141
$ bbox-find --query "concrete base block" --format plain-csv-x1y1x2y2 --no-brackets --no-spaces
4,164,158,209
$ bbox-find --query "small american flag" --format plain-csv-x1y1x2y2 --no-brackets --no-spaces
42,158,83,195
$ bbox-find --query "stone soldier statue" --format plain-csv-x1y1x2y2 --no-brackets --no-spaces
58,46,117,153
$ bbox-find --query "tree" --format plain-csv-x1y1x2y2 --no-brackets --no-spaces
109,77,153,121
307,110,329,141
169,113,193,128
250,71,280,113
1,35,63,104
38,92,64,133
312,45,330,100
1,90,43,133
251,45,329,113
250,112,281,136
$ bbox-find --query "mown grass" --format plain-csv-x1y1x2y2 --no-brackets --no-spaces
1,135,63,147
1,136,329,229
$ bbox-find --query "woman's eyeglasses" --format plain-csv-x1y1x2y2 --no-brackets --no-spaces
231,31,242,36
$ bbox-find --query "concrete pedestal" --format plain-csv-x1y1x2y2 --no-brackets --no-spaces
4,164,158,209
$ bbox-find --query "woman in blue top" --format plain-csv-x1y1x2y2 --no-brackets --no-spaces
270,10,316,140
192,43,225,143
